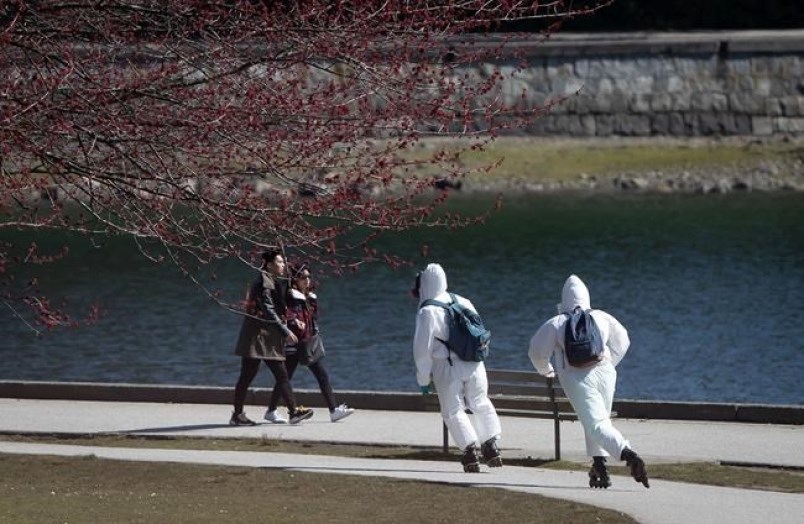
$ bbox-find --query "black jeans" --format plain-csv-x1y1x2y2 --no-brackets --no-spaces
268,350,337,412
233,357,296,414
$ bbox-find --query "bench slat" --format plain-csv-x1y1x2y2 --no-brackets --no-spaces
496,408,578,420
488,384,554,397
487,369,551,383
493,397,574,412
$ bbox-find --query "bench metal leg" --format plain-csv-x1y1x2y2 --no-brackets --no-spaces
554,417,561,461
442,421,449,454
548,376,561,461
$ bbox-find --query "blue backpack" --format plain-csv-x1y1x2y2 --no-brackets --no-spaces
420,293,491,362
563,307,604,367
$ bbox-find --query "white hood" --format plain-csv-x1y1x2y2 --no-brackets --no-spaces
418,263,449,304
559,274,591,313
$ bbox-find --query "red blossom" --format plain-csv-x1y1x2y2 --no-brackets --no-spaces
0,0,610,330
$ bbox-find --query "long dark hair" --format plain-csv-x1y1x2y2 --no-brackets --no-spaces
287,262,314,292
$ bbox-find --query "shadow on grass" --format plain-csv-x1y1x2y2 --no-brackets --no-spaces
363,448,561,469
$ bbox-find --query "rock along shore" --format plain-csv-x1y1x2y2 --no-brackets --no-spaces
458,136,804,195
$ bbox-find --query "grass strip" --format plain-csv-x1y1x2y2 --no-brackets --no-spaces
2,433,802,493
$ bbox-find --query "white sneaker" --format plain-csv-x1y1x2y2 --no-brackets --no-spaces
330,404,355,422
263,409,288,424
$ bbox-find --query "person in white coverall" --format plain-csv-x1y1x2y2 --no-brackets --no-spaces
412,263,503,472
528,274,650,488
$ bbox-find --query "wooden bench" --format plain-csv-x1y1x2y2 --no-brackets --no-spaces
436,368,587,461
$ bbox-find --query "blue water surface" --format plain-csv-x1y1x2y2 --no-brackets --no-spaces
1,192,802,405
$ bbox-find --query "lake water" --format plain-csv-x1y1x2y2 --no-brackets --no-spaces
1,192,802,406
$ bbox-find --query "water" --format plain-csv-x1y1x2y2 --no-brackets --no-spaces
1,192,802,406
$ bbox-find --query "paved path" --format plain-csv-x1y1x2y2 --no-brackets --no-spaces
1,398,802,524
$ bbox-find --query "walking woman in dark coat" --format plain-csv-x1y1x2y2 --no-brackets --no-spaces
230,249,313,426
264,263,355,423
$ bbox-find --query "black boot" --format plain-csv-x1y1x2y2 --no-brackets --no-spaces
621,448,650,488
480,438,503,468
461,444,480,473
588,456,611,489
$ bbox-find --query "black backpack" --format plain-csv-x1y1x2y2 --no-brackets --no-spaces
563,307,604,367
420,293,491,362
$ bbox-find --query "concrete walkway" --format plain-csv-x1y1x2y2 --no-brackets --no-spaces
1,398,802,524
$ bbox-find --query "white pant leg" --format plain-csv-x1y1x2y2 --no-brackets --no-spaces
462,361,502,444
432,358,479,450
559,362,629,458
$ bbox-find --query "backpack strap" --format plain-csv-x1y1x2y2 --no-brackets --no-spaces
419,295,457,366
419,298,449,309
419,294,456,309
564,306,593,317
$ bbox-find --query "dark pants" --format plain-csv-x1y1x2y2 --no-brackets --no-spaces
269,351,337,412
233,357,296,414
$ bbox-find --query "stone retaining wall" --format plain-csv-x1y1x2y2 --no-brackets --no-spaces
2,380,801,425
464,30,804,137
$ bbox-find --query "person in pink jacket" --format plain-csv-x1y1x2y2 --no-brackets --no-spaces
529,274,649,489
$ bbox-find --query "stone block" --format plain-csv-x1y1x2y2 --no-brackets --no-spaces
734,114,753,134
668,113,688,135
633,75,655,94
780,96,804,116
545,56,575,77
525,117,549,135
752,116,774,136
597,77,614,95
501,78,531,106
613,115,651,136
712,93,729,112
609,93,630,113
754,77,773,97
590,94,612,113
551,77,585,96
671,94,692,111
774,117,804,133
573,94,594,114
595,115,614,136
672,57,705,75
729,93,765,114
765,98,784,116
651,93,673,112
630,94,652,113
683,113,701,135
691,93,715,111
725,57,751,76
574,58,591,78
698,113,749,135
580,115,596,136
555,114,588,136
650,113,670,134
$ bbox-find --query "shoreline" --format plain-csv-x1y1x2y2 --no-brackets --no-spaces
438,135,804,195
26,136,804,203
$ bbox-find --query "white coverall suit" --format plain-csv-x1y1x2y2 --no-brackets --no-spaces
528,275,632,459
413,263,501,450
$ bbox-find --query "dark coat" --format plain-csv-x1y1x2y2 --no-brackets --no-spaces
233,272,291,360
